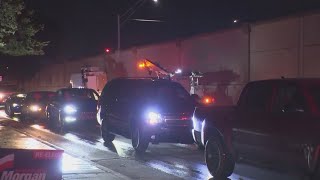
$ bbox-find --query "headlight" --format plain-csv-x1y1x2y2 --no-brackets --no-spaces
30,105,41,112
17,94,26,98
65,116,76,122
64,105,77,114
0,93,4,99
12,103,19,107
147,112,162,125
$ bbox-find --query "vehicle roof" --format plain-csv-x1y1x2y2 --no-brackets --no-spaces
58,88,95,91
249,78,320,85
111,77,175,84
27,91,55,94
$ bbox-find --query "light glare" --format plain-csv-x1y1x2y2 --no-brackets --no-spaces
30,105,41,112
64,105,77,114
148,112,161,125
175,69,182,74
65,116,76,122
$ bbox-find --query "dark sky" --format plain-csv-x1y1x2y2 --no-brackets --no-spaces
19,0,320,59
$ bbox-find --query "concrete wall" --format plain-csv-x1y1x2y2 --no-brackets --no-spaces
250,17,300,80
303,14,320,77
23,12,320,105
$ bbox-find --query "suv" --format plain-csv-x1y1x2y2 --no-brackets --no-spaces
97,78,195,152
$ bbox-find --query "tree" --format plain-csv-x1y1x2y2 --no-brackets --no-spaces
0,0,48,56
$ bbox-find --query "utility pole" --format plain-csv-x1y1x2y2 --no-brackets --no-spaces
117,15,120,59
116,0,159,60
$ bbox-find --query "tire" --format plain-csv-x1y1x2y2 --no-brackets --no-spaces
47,110,54,129
205,137,235,179
56,112,65,133
20,115,28,123
304,145,320,179
49,110,63,132
20,111,28,123
6,104,14,117
131,123,149,153
8,105,14,117
196,141,205,150
4,104,9,115
101,120,115,143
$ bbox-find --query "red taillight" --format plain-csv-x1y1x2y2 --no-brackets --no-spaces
181,117,188,120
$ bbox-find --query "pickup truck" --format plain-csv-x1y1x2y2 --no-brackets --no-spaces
192,79,320,179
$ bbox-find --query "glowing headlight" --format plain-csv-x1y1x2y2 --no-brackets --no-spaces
0,93,4,99
12,103,19,107
30,105,41,112
65,116,76,122
17,94,26,98
64,105,77,114
147,112,162,125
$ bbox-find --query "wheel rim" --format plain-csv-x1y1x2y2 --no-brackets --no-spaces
206,140,222,176
304,145,317,171
132,126,140,148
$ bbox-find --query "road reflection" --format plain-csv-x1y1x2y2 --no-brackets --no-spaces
1,111,288,180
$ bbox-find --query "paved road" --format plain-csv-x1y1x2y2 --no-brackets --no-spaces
0,110,308,180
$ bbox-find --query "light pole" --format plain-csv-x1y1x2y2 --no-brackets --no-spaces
117,0,159,59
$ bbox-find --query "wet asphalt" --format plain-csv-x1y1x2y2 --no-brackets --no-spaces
0,110,308,180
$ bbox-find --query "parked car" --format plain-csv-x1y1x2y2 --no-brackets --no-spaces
0,85,19,106
46,88,99,131
4,93,27,116
21,91,56,122
97,78,196,153
193,78,320,179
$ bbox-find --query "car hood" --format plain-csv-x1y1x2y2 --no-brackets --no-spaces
63,99,97,112
142,100,195,115
26,101,48,107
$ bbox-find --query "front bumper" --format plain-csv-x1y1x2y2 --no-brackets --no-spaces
62,112,97,126
27,111,46,119
144,125,194,144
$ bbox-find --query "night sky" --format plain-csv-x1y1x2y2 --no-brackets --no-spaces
20,0,319,59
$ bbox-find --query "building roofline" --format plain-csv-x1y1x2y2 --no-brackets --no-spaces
109,9,320,56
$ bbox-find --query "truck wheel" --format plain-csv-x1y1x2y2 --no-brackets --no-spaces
131,124,149,153
205,137,235,178
304,145,320,179
6,105,14,117
101,120,115,143
57,113,66,133
20,112,28,123
47,111,54,128
196,142,205,150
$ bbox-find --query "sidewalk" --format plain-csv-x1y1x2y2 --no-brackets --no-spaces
0,124,129,180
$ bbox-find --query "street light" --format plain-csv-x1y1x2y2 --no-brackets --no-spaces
117,0,159,59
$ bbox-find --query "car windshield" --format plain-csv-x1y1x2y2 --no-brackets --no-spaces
139,82,192,104
27,92,56,101
62,89,96,100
